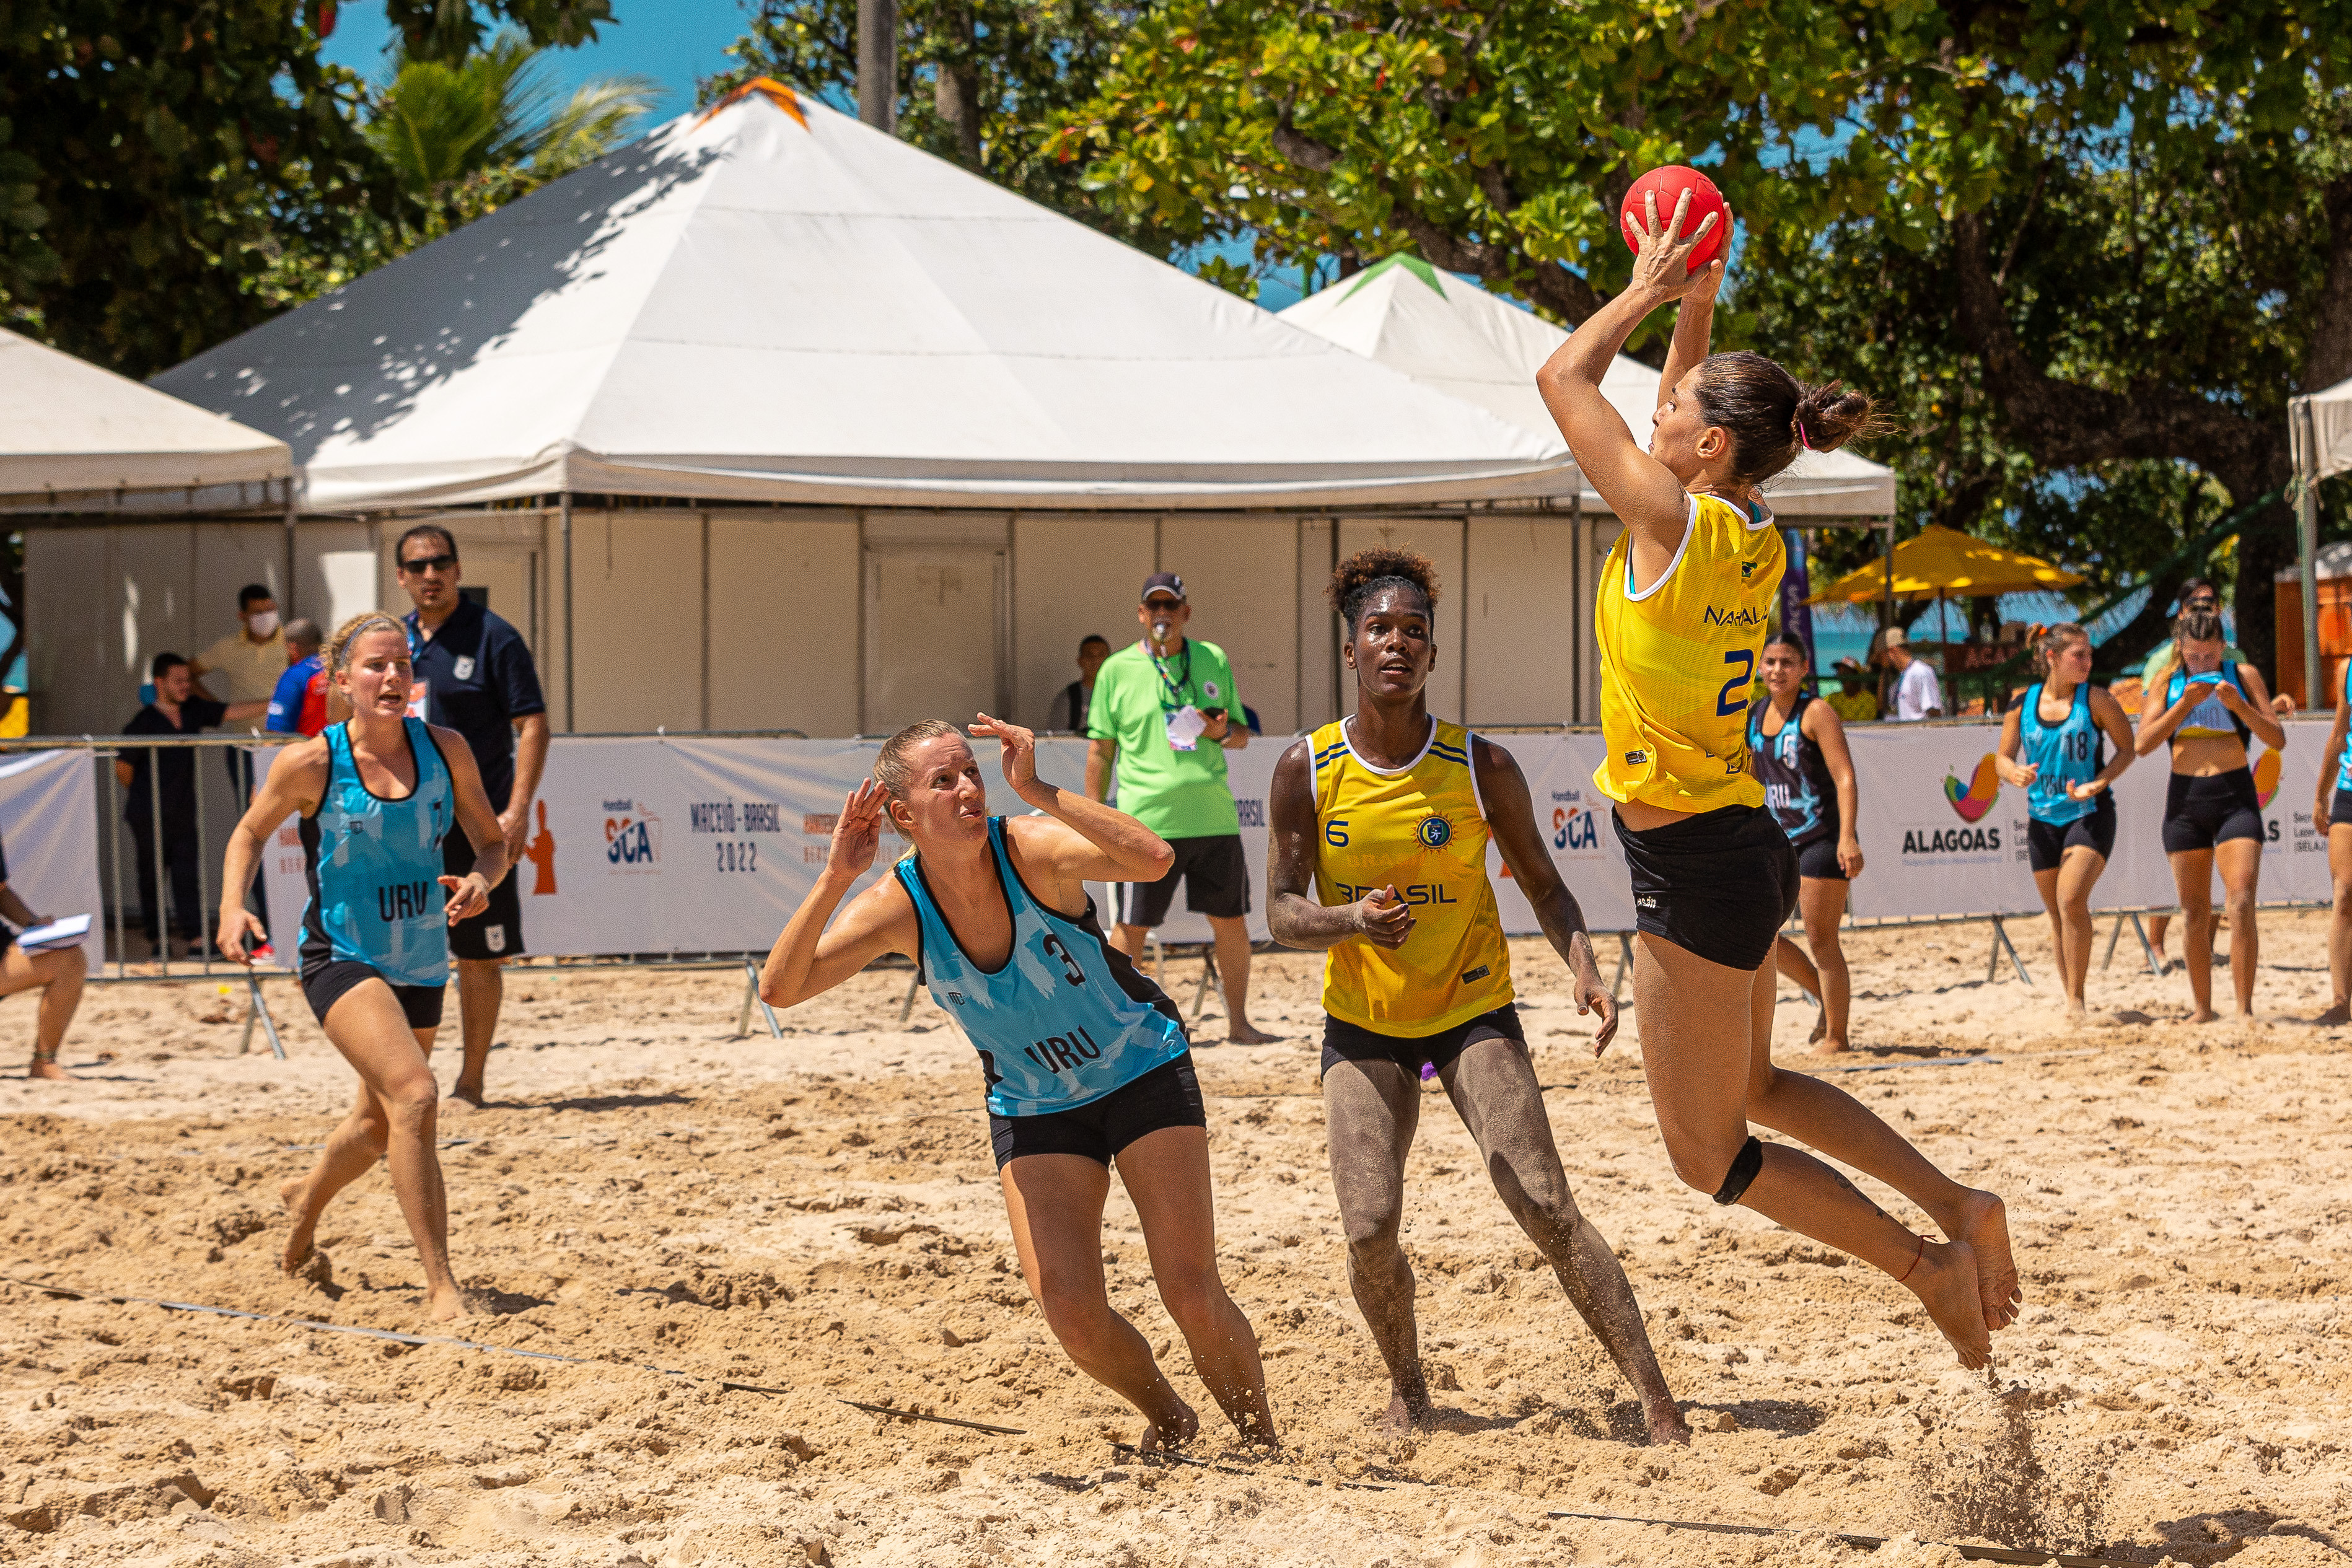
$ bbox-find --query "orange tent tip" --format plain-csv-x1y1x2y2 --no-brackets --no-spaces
695,77,808,130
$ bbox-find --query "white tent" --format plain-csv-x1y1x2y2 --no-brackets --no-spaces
0,328,290,510
154,82,1565,512
1277,253,1897,517
2297,375,2352,484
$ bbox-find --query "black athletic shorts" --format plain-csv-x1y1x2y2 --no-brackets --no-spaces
2161,769,2264,855
300,955,446,1031
1117,833,1249,926
988,1055,1206,1168
1319,1003,1524,1081
444,830,525,961
2329,789,2352,829
2027,795,2117,873
1794,836,1846,882
1613,804,1797,973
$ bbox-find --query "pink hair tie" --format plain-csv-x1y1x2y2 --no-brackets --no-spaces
1796,420,1814,451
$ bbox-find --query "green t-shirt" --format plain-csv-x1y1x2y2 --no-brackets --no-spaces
1088,638,1244,839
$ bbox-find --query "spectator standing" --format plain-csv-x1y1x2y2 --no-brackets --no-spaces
1050,634,1110,732
395,525,550,1111
1879,628,1946,720
266,618,329,737
0,825,89,1080
118,654,266,957
193,584,287,802
1824,656,1879,723
1084,572,1273,1044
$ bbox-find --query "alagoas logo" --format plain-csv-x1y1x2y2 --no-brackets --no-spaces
603,797,661,872
1943,756,2001,822
2254,749,2282,807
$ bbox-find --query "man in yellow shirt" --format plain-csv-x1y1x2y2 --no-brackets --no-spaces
193,584,287,709
1824,657,1879,722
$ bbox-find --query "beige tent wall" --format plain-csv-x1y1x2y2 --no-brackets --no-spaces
295,519,380,644
568,510,703,732
1466,514,1581,727
1579,515,1621,726
1338,517,1466,724
1014,515,1152,730
1159,515,1300,737
1298,518,1337,732
709,512,859,735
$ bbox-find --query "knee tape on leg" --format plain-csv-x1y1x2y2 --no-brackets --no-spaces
1711,1135,1765,1206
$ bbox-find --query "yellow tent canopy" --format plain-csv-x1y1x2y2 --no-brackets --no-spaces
1807,524,2084,605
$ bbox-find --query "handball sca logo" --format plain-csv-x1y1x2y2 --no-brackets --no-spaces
1548,789,1600,853
1942,756,2001,822
603,797,662,874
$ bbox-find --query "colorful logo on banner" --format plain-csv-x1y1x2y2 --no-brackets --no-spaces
525,800,558,895
1942,756,2001,822
1548,790,1602,853
603,798,661,872
2254,749,2282,807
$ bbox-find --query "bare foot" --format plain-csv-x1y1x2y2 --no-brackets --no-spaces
1807,1036,1851,1056
2064,999,2089,1023
426,1284,472,1323
1947,1189,2022,1329
2312,1003,2350,1026
25,1058,77,1081
1136,1397,1200,1453
442,1087,486,1116
1374,1387,1433,1435
1905,1238,1993,1371
1226,1022,1278,1045
2190,1008,2221,1023
278,1175,319,1274
1645,1403,1694,1447
1807,1010,1827,1045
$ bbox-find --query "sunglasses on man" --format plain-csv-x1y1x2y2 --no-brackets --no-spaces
398,553,457,574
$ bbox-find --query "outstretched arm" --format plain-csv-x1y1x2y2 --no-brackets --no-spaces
1475,737,1618,1053
1993,706,2033,786
1264,738,1413,952
431,725,511,925
759,779,913,1007
1535,188,1722,575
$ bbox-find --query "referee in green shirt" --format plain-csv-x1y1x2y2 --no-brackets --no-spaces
1085,572,1274,1044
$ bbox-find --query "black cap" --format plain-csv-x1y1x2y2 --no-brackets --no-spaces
1141,571,1186,603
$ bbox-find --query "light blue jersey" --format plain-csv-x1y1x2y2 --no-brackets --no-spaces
2338,663,2352,795
2165,662,2250,747
2020,681,2102,826
897,817,1188,1118
299,719,455,988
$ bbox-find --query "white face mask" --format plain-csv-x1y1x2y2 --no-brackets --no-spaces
247,611,279,639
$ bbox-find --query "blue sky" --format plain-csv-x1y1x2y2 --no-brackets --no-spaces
320,1,757,118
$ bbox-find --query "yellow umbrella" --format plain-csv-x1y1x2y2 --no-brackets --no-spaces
1807,525,2085,605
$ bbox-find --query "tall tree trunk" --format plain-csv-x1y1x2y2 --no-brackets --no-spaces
934,1,980,167
856,0,898,134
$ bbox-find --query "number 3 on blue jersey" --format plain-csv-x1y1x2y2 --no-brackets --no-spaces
1717,650,1755,717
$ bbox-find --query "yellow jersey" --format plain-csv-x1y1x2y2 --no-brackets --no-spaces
1309,717,1512,1036
1595,492,1784,812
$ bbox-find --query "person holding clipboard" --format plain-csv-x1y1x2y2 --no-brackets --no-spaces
0,831,88,1079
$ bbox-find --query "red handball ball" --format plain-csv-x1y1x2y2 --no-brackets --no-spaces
1619,166,1730,273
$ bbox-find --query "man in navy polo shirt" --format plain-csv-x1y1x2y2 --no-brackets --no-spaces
395,523,550,1112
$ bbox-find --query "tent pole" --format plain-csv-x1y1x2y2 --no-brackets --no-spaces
2294,396,2322,712
1882,520,1894,630
560,493,574,734
283,479,297,619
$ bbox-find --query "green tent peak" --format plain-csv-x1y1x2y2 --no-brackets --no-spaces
1340,253,1447,304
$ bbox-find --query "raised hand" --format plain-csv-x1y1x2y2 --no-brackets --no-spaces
971,712,1039,797
438,873,490,924
1353,885,1415,949
1626,186,1723,300
827,779,886,883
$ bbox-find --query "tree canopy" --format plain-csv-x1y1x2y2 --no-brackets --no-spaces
0,0,617,377
1059,0,2352,675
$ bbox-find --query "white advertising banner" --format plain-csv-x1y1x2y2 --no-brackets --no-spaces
0,751,104,960
245,718,2341,966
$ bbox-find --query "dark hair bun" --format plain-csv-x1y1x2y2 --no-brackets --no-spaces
1792,381,1877,454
